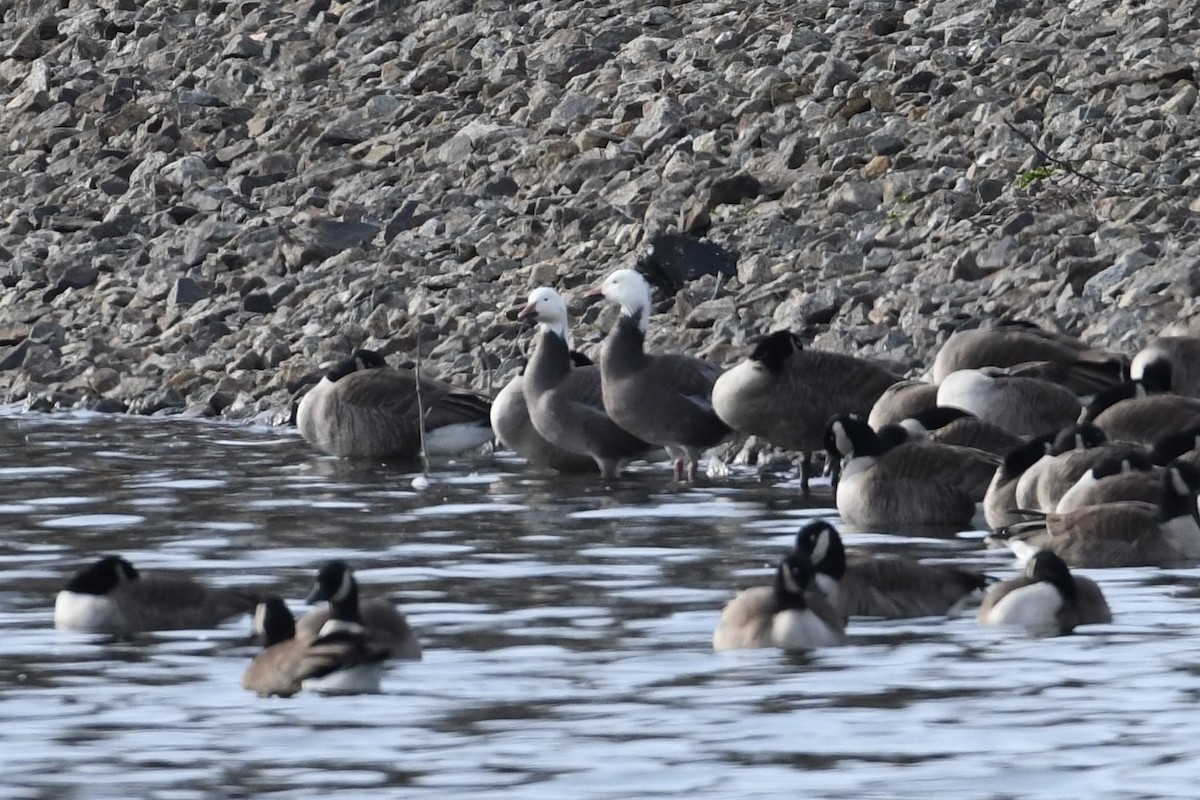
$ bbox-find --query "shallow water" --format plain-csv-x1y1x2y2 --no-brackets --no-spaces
3,410,1200,799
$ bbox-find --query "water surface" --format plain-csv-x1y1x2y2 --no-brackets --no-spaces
2,410,1199,798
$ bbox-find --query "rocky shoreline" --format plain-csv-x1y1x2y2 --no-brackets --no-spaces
2,0,1198,427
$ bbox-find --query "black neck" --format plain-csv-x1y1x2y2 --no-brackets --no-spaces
601,315,646,376
524,328,573,395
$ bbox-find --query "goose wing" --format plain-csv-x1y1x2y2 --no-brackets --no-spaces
713,586,777,650
844,556,987,618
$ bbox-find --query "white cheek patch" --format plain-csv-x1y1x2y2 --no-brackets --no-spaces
1172,468,1192,497
781,565,802,595
809,531,830,565
333,571,353,603
833,423,854,459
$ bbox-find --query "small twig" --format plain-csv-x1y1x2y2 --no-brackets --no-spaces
414,324,430,477
1004,119,1108,191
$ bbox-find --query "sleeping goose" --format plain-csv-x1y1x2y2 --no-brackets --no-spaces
977,550,1112,635
242,597,390,697
298,560,422,660
490,373,598,473
712,550,846,651
1132,336,1200,398
518,287,652,478
54,555,258,633
867,379,939,429
937,368,1082,437
984,433,1057,530
1012,423,1108,511
588,269,729,481
889,406,1024,456
1084,391,1200,448
932,319,1126,392
990,461,1200,568
1033,441,1150,512
1150,426,1200,470
296,349,493,460
824,415,999,530
711,330,902,489
1054,452,1160,513
795,521,988,619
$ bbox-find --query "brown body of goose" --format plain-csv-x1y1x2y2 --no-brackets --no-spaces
984,433,1057,530
1054,452,1160,513
867,380,939,429
297,560,422,661
1033,442,1149,512
1087,394,1200,447
54,555,258,633
796,521,987,619
990,463,1200,568
895,407,1024,456
242,597,390,697
519,287,651,478
296,350,493,460
590,270,728,481
978,550,1112,635
1012,423,1108,511
711,330,902,488
937,368,1082,438
713,551,846,651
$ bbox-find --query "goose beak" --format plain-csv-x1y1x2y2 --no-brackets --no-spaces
517,301,537,319
584,285,605,300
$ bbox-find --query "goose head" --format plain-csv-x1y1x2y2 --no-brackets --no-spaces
794,521,847,581
749,330,803,374
326,349,387,382
1092,451,1154,480
306,560,362,621
589,269,652,331
254,597,297,646
1050,422,1106,455
998,433,1056,480
824,415,882,462
1026,550,1077,604
518,287,570,339
774,550,818,609
64,555,140,595
1130,351,1173,393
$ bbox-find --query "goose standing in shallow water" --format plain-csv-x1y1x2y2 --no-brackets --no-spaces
978,550,1112,635
54,555,258,633
518,287,651,478
711,330,902,489
589,269,728,481
242,597,390,697
296,349,493,460
298,560,422,660
990,461,1200,568
489,373,597,474
824,415,999,530
794,521,988,619
713,550,846,651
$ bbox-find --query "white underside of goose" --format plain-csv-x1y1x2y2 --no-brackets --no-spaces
772,609,843,650
423,422,494,456
302,662,385,695
980,583,1063,634
54,591,117,631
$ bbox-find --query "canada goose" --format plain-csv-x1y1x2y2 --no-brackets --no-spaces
984,433,1057,530
712,550,846,651
977,550,1112,635
990,462,1200,567
1150,426,1200,469
242,597,389,697
824,415,999,530
489,374,598,473
1132,336,1200,398
710,330,902,489
1085,393,1200,448
54,555,258,633
518,287,652,478
1012,423,1108,511
1055,452,1160,513
298,560,422,660
892,406,1024,456
1033,441,1149,513
866,379,939,429
795,521,988,619
937,368,1081,437
932,319,1125,391
588,269,729,481
296,349,493,460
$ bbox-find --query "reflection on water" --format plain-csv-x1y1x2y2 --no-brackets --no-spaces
3,410,1200,798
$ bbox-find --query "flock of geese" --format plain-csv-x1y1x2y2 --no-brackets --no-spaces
51,268,1200,690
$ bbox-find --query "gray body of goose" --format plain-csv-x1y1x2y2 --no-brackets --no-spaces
866,379,939,429
519,287,652,478
796,521,987,619
713,550,846,651
978,550,1111,635
296,349,493,460
1012,423,1108,511
895,406,1024,456
1055,452,1160,513
242,597,389,697
489,374,598,473
825,415,1000,530
54,555,258,633
990,462,1200,568
1086,393,1200,447
711,330,901,488
984,433,1057,530
931,319,1126,391
937,368,1081,437
298,560,422,661
1132,336,1200,398
589,269,728,481
1033,441,1149,513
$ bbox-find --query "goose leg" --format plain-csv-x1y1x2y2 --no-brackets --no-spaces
799,452,813,495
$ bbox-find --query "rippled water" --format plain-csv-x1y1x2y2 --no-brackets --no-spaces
4,410,1200,798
